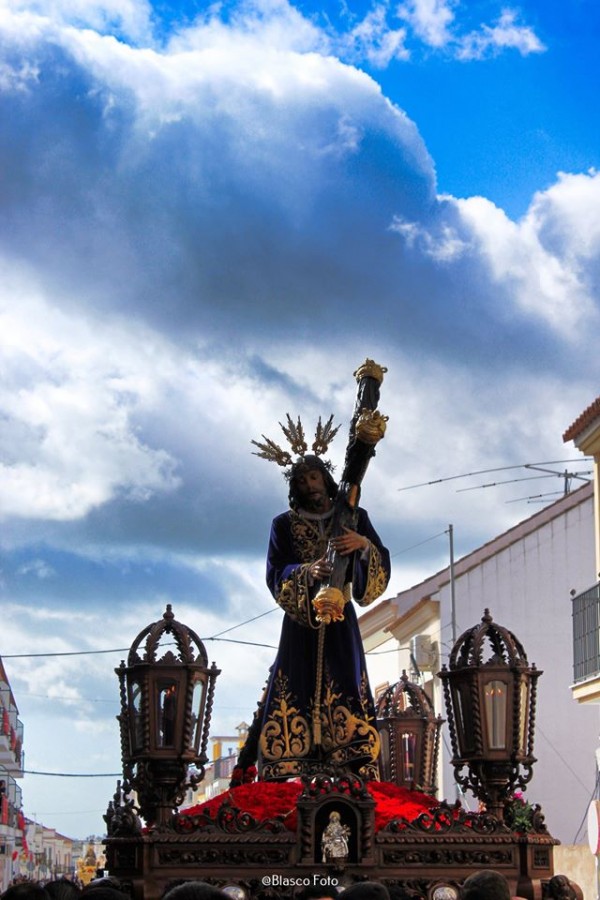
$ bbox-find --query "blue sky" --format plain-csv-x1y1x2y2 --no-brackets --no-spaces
1,0,600,839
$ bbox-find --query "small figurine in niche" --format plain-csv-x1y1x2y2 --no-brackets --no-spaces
321,810,350,863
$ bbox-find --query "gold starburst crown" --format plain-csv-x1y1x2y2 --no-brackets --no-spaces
251,413,340,467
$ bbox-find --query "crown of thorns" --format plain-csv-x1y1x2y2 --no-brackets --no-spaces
251,414,340,468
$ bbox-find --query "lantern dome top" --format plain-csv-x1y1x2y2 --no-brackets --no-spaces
127,604,209,667
375,671,437,719
448,608,532,671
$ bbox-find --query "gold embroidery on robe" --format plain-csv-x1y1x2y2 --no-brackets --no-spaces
320,671,380,765
355,542,389,607
260,668,379,778
277,566,312,625
276,511,387,618
289,511,333,562
259,670,311,763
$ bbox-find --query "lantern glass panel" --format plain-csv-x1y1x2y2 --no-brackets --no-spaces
518,679,529,754
191,675,207,751
453,683,475,754
157,680,178,747
400,731,417,782
378,727,390,779
129,680,144,753
484,679,507,750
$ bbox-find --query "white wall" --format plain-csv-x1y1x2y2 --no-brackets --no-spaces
436,495,598,845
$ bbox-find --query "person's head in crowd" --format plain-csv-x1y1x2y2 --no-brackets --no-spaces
80,881,130,900
295,885,339,900
162,882,230,900
2,884,51,900
460,871,511,900
340,883,390,900
45,880,81,900
547,875,577,900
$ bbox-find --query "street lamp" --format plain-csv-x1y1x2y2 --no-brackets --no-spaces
115,605,220,827
438,609,541,818
375,671,443,794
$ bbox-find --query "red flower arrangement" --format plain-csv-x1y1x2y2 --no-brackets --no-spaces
179,780,438,832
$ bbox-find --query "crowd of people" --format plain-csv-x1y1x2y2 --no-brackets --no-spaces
0,869,576,900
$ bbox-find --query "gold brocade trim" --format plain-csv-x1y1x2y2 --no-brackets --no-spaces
356,542,389,607
289,511,333,562
320,672,380,764
259,671,311,763
277,565,311,625
278,511,386,619
260,669,380,770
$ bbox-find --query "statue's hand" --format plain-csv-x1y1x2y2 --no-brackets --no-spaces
331,527,369,556
309,555,333,581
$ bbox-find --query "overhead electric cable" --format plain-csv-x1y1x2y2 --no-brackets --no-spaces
23,769,121,778
1,607,281,658
366,644,411,656
204,637,278,649
2,635,280,659
572,768,600,844
209,608,277,638
397,458,591,491
390,529,448,558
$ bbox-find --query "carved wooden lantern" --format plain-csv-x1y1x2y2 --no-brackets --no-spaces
115,604,220,826
376,671,443,794
438,609,541,818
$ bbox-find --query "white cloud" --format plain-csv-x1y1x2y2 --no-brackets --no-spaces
458,8,545,60
526,169,600,263
396,0,455,48
0,267,181,521
388,171,600,338
0,0,595,844
453,186,598,334
390,209,470,260
342,4,409,67
4,0,153,43
169,0,326,55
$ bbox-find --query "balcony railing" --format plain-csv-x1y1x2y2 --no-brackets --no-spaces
572,582,600,683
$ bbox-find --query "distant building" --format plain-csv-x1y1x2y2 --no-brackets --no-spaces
1,657,77,886
181,722,249,809
24,820,75,881
0,657,25,891
359,482,597,845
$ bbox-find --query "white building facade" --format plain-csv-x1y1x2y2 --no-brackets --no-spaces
0,658,25,892
360,482,598,846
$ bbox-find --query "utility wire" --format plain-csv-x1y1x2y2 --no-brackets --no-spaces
209,608,277,638
536,724,590,793
391,529,448,558
572,768,600,844
23,770,121,778
23,748,241,780
2,526,451,662
2,527,448,664
397,459,591,492
1,633,279,659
